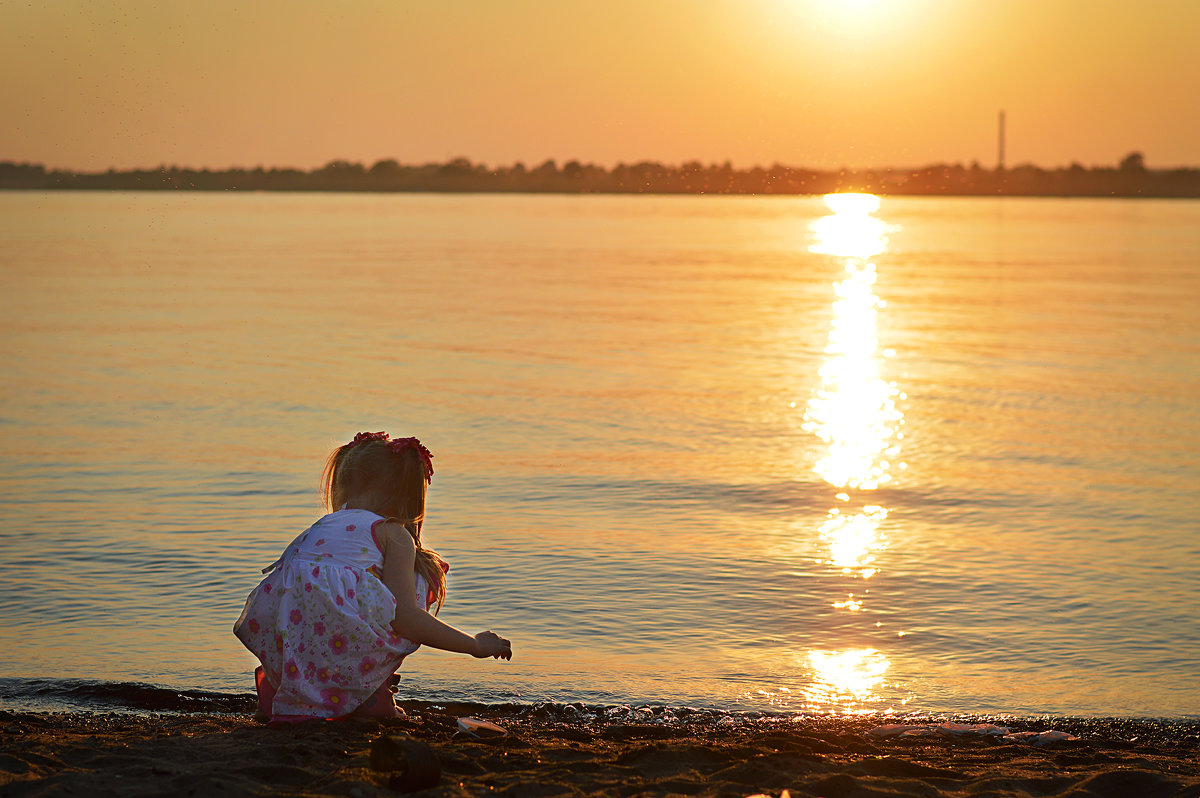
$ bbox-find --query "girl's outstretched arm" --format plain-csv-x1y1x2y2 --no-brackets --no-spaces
377,521,512,660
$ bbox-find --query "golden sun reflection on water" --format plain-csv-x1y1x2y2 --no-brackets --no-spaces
802,195,904,490
819,504,887,579
800,193,903,711
809,193,888,259
802,649,891,712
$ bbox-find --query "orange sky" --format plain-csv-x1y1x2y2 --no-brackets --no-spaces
2,0,1197,172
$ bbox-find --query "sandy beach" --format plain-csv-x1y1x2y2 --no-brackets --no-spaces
2,701,1198,797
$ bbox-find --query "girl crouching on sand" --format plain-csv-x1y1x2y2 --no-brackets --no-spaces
234,432,512,723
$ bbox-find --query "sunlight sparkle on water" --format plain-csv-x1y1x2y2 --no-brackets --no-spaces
803,194,903,490
819,505,887,577
802,649,890,712
823,193,880,215
809,193,888,259
802,261,903,489
798,194,901,712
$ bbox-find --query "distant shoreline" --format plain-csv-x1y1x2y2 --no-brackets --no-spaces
4,155,1199,198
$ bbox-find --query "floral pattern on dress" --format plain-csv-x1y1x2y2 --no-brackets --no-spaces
233,508,439,720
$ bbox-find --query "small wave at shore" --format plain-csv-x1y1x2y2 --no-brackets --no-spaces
3,676,1198,745
0,678,254,715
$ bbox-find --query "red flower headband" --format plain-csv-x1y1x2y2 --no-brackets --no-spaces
348,431,434,483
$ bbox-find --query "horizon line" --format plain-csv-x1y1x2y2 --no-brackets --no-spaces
6,152,1200,175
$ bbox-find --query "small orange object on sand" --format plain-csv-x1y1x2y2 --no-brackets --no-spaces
456,717,507,737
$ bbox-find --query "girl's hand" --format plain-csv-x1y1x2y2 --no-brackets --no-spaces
472,631,512,660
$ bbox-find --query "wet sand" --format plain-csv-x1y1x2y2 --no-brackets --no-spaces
2,702,1198,797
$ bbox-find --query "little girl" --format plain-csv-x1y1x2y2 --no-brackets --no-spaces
234,432,512,723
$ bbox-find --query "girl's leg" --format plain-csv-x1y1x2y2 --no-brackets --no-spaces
347,670,404,720
253,666,277,722
347,681,401,719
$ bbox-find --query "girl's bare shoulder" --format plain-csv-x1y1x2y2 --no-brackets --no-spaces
374,520,415,553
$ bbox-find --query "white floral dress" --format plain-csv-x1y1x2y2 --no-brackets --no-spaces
233,509,439,719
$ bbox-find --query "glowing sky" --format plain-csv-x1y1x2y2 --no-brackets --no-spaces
2,0,1197,171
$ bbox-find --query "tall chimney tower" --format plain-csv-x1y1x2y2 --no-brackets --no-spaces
998,110,1006,170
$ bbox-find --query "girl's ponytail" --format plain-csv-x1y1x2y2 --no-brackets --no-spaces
412,538,447,613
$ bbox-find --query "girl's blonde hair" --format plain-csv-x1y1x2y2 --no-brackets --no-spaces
321,435,446,612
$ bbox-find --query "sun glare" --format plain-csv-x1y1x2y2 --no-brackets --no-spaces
778,0,905,37
797,193,905,710
801,261,903,490
803,194,903,490
829,0,882,9
802,648,890,710
809,194,888,259
819,504,888,578
823,192,879,215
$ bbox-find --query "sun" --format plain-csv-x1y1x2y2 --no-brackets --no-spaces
822,0,889,24
775,0,905,36
831,0,882,10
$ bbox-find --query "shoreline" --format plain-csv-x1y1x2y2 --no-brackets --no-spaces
5,676,1199,723
3,702,1198,797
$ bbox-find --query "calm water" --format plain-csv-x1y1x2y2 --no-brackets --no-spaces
1,191,1197,718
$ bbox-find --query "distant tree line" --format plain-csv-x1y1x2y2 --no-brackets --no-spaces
2,152,1198,197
